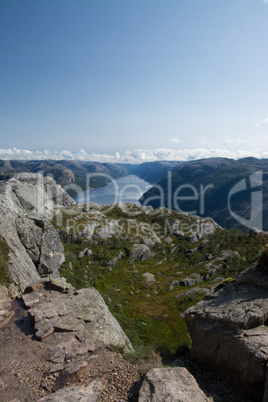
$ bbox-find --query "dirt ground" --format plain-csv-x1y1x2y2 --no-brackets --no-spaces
0,299,245,402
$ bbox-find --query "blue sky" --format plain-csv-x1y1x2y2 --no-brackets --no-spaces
0,0,268,162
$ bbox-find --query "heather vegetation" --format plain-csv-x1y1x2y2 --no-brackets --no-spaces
55,204,268,357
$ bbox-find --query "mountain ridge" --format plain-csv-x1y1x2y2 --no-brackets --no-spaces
140,157,268,231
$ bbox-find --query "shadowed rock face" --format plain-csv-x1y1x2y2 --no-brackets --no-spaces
0,200,41,291
185,264,268,401
16,216,64,276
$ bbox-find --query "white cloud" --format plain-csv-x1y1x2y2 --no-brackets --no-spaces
256,118,268,127
222,139,233,145
169,138,180,143
222,139,250,146
1,147,268,164
199,136,209,145
263,0,268,4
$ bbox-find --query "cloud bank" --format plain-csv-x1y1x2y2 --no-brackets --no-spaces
0,147,268,164
256,118,268,127
169,138,180,143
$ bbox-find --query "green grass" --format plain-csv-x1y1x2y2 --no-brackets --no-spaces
57,206,268,358
259,245,268,268
0,237,10,286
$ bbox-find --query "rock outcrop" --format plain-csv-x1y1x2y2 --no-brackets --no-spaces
0,173,73,292
38,379,106,401
0,199,41,291
138,367,210,402
16,216,64,276
130,244,155,261
22,280,133,357
0,173,75,220
185,263,268,401
10,279,135,399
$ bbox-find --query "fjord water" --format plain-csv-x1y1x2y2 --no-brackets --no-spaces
75,175,152,205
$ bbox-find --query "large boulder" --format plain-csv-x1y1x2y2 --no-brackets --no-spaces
184,264,268,401
38,379,106,401
138,367,210,402
37,220,65,275
130,244,154,261
22,282,134,356
96,220,124,240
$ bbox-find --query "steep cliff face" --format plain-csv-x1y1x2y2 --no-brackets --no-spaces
185,261,268,401
0,198,41,292
0,173,74,292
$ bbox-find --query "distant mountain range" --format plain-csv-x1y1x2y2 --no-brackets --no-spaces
0,159,182,191
140,157,268,231
0,160,128,191
1,157,267,231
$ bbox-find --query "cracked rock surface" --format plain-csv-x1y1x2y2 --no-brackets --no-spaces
22,281,133,356
139,367,211,402
185,264,268,401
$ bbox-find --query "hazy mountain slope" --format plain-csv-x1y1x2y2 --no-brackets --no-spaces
0,160,129,191
128,161,183,183
140,157,268,231
0,160,183,191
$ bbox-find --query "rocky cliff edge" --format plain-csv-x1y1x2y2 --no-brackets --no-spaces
185,260,268,401
0,173,75,292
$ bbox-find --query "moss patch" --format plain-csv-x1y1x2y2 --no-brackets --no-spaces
0,237,10,286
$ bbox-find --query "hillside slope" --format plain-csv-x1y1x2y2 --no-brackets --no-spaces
1,173,268,400
140,157,268,231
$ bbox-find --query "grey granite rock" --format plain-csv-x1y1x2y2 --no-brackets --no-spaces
143,273,155,283
0,173,75,221
22,282,133,361
0,200,41,292
185,265,268,400
37,220,65,275
179,274,202,287
38,379,106,401
16,216,64,276
130,244,154,261
138,367,210,402
0,173,75,291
